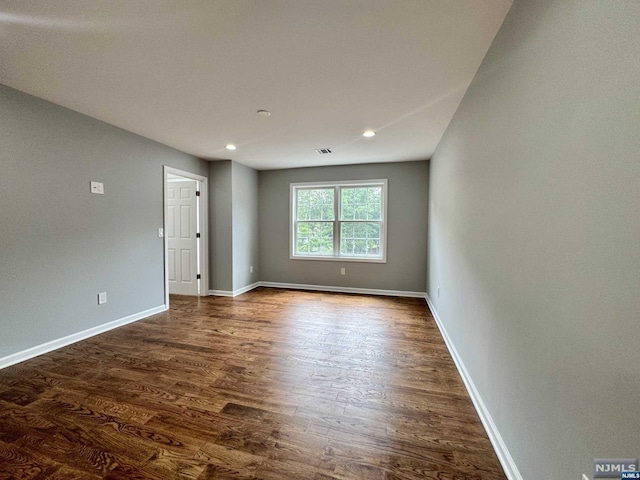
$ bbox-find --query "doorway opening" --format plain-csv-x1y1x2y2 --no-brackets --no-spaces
163,166,209,306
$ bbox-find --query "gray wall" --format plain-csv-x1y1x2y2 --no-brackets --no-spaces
232,162,259,291
208,160,259,293
260,161,428,292
427,1,640,478
208,160,233,292
0,84,208,359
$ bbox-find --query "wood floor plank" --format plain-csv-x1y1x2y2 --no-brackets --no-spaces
0,288,506,479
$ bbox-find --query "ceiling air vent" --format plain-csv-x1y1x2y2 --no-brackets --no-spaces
315,148,332,155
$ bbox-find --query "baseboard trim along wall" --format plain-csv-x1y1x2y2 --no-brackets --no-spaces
0,305,167,371
210,282,425,299
234,282,261,296
208,282,261,298
208,289,235,297
425,295,523,480
259,281,427,298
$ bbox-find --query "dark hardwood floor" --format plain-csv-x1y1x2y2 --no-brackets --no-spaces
0,288,506,479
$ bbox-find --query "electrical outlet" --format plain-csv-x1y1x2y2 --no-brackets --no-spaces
340,267,346,276
250,266,253,274
90,181,104,195
98,292,107,305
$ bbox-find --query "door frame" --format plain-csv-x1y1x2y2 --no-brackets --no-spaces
163,166,209,306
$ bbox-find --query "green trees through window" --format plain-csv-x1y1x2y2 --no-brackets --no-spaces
340,186,382,256
296,188,334,254
291,181,386,261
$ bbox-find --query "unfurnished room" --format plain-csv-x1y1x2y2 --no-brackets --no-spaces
0,1,638,479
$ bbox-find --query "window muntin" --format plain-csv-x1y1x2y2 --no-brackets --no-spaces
290,180,387,262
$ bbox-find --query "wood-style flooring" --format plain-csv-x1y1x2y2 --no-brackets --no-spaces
0,288,506,479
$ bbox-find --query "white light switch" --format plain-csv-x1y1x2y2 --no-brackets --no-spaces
158,228,164,238
90,181,104,194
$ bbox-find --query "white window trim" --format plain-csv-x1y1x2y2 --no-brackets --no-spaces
290,179,388,263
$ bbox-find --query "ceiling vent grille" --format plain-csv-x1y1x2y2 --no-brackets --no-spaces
315,148,332,155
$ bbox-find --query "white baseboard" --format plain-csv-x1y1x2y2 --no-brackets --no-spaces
0,305,167,371
425,295,522,480
233,282,261,296
208,289,234,297
209,282,261,298
259,281,426,298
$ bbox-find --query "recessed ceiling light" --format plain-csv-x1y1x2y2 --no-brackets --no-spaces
225,144,237,150
257,110,271,117
362,130,376,138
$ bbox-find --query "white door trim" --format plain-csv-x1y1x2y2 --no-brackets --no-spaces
163,166,209,307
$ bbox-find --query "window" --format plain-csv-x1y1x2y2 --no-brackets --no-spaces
290,179,387,262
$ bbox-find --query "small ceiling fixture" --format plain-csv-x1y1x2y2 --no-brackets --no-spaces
362,130,376,138
315,148,332,155
225,144,237,150
256,110,271,117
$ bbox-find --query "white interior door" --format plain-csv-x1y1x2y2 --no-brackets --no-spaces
167,179,199,295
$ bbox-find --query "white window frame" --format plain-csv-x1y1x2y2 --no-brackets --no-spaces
290,179,388,263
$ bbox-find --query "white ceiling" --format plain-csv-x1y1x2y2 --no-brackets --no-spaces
0,1,512,170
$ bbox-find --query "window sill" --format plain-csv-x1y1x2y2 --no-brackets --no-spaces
290,255,386,264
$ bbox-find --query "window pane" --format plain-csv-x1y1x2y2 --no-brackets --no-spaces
296,189,309,220
340,222,381,256
297,188,334,221
341,202,354,220
340,186,382,221
296,222,334,255
367,202,381,221
309,204,321,220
